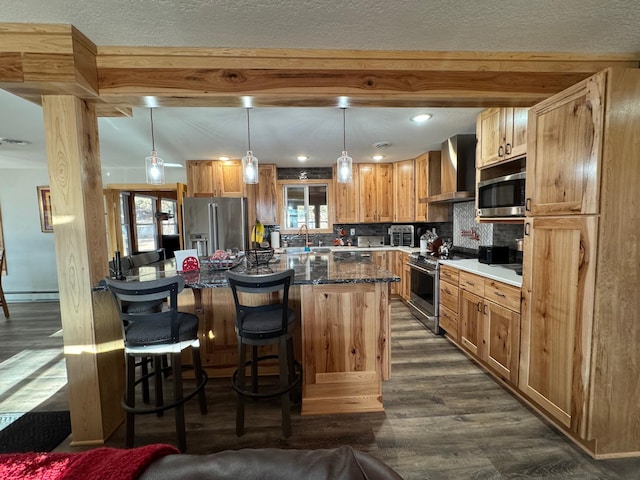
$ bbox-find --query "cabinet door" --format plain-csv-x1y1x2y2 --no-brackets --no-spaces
505,107,528,160
483,300,520,385
334,163,360,223
477,108,503,167
459,289,483,357
519,216,597,433
375,164,394,222
414,153,428,221
394,159,414,222
402,262,411,301
358,164,377,222
215,160,244,197
256,164,278,224
526,72,604,216
186,160,215,196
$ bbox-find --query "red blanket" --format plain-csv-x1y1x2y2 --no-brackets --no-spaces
0,444,178,480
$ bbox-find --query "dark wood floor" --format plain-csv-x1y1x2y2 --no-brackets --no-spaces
2,300,640,479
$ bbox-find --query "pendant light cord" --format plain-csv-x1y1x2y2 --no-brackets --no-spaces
150,108,156,151
246,108,252,151
342,108,346,151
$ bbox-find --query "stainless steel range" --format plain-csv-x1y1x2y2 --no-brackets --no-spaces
407,253,441,334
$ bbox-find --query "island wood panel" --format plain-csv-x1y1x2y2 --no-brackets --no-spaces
300,282,388,415
42,95,124,445
178,286,302,378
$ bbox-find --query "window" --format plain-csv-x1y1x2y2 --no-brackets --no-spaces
134,194,158,252
119,193,132,256
283,184,329,231
160,198,178,235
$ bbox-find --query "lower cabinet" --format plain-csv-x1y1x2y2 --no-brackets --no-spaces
438,265,459,340
449,269,521,386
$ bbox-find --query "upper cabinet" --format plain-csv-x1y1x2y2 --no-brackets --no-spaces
255,164,278,225
477,107,528,168
333,163,360,224
359,163,393,222
415,151,449,222
186,160,244,197
393,159,415,223
526,74,604,216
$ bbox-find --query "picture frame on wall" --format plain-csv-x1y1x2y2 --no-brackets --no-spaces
37,185,53,233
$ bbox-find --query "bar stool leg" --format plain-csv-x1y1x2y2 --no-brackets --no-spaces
125,354,136,448
279,336,292,438
141,357,150,404
251,345,259,394
236,341,247,436
153,356,164,416
0,288,8,319
171,352,186,452
192,345,208,414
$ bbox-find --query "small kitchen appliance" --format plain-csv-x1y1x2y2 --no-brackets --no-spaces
478,245,510,264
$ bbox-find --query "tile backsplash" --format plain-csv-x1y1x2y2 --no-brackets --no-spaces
453,201,523,251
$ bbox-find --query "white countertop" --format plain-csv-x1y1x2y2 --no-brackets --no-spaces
439,259,523,288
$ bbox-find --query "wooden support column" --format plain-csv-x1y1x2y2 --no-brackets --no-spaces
42,95,125,445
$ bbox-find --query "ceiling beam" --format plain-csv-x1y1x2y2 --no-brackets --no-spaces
1,23,639,110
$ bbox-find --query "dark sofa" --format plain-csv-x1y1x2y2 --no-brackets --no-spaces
140,446,403,480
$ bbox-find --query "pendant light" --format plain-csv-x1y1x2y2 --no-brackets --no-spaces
241,108,259,184
336,108,353,183
145,108,165,185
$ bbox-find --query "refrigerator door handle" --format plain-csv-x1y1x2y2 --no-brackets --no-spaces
209,202,219,253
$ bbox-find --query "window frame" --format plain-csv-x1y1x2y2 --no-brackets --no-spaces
277,179,334,234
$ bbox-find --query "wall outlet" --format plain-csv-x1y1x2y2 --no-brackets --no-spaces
350,228,356,236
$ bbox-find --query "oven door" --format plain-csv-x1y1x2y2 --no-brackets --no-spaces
407,262,441,334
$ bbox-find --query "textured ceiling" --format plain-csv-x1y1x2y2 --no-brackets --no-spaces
1,0,639,174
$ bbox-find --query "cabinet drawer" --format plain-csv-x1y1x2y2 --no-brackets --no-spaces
439,280,459,313
484,280,521,312
440,265,459,284
459,271,484,297
439,305,458,339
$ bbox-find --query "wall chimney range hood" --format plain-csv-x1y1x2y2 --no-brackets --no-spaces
425,134,476,203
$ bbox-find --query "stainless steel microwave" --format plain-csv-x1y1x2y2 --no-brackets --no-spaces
477,172,526,217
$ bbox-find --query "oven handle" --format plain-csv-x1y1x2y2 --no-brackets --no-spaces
408,263,437,276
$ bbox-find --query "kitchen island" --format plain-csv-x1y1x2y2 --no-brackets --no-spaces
132,251,399,415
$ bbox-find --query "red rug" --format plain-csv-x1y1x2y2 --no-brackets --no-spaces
0,443,178,480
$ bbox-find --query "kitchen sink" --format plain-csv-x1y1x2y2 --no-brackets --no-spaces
280,246,332,254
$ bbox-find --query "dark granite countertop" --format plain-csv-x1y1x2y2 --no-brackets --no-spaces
106,251,400,289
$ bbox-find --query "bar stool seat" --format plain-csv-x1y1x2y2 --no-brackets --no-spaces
105,276,208,452
226,269,301,438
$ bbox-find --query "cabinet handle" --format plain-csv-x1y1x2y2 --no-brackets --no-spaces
498,145,504,157
477,301,482,312
483,304,488,315
525,198,532,212
505,143,512,155
524,222,531,236
494,292,506,297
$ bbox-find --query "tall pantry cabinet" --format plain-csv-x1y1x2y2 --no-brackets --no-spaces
520,68,640,458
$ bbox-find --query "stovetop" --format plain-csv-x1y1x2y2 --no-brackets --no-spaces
409,249,478,268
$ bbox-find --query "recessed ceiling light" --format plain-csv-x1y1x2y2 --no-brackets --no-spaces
372,154,384,161
410,113,432,123
297,155,309,162
218,156,230,161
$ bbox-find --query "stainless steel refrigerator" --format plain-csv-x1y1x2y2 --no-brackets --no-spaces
182,197,249,256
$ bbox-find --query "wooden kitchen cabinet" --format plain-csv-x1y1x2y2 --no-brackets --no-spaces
476,107,527,168
526,73,604,216
333,163,359,224
438,265,459,340
255,164,278,224
186,159,244,197
458,270,521,385
393,159,414,222
359,163,393,222
519,68,640,457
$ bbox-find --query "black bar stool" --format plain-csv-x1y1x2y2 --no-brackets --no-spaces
226,269,301,438
105,275,207,451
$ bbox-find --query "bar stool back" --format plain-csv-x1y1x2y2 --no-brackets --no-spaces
226,269,301,437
